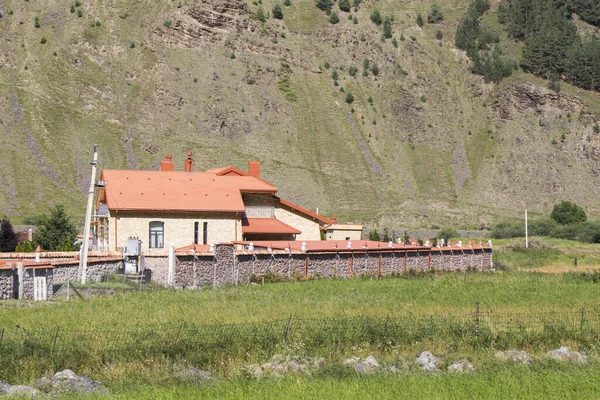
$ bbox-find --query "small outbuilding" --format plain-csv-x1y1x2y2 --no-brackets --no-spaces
0,260,54,301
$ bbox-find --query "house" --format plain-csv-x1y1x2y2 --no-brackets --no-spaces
94,153,362,251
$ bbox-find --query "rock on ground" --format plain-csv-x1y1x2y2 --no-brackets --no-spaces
414,351,441,372
173,366,217,384
448,360,475,373
548,347,588,364
247,355,325,377
36,369,106,395
1,384,40,398
343,356,381,375
496,350,533,364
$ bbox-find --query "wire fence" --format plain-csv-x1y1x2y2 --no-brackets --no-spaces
0,307,599,376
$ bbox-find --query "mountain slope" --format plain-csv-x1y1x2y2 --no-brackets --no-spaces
0,0,599,228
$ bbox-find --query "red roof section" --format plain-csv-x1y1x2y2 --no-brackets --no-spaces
242,218,302,235
276,197,333,225
101,170,277,212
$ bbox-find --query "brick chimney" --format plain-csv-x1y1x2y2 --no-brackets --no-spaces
160,155,173,172
248,161,260,179
184,151,193,172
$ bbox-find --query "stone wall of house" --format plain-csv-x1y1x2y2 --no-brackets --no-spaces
21,268,53,300
108,211,242,252
274,207,322,241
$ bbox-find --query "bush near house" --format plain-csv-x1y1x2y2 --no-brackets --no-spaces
0,216,19,252
35,204,79,251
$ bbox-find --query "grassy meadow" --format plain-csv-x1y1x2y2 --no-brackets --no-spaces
1,237,599,398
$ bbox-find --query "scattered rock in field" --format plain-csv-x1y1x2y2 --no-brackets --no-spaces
247,355,325,378
414,351,441,372
36,369,106,395
548,347,588,364
3,384,40,398
343,356,381,374
496,350,533,364
448,360,475,373
174,366,217,384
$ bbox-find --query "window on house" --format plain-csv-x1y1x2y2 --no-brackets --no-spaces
203,222,208,245
194,222,199,245
149,221,164,248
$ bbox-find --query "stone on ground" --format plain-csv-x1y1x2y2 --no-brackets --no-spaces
344,356,381,374
174,366,217,384
497,350,533,364
447,360,475,373
36,369,106,395
414,351,441,372
548,346,588,364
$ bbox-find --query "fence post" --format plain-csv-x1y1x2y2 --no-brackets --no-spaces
173,323,184,349
581,308,585,333
284,315,292,341
475,302,480,337
51,326,60,355
0,328,4,351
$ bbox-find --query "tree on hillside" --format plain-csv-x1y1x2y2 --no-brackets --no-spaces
368,229,381,241
427,2,444,23
551,201,587,225
416,12,424,27
329,10,339,24
0,216,19,252
272,3,283,19
370,9,382,25
35,205,79,251
383,16,393,38
316,0,332,13
338,0,351,12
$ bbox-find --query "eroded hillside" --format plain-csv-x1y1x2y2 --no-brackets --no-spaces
0,0,599,227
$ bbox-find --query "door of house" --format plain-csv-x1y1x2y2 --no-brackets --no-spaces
33,276,47,301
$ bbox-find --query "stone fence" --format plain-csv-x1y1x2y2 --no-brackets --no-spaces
0,244,492,298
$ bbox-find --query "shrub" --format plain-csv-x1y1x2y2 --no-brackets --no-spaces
420,95,427,102
331,70,338,80
34,16,40,28
329,11,339,24
70,4,75,13
272,4,283,19
392,37,398,48
371,63,379,76
436,29,443,40
40,36,46,44
416,12,424,27
370,9,382,25
95,20,101,27
35,205,78,251
348,65,357,77
345,91,354,103
353,15,358,24
490,221,524,239
427,2,444,23
78,9,83,17
368,229,381,241
594,123,600,134
163,20,172,28
316,0,332,12
256,7,266,22
551,201,587,225
75,0,81,6
284,0,291,6
338,0,351,12
15,240,34,253
383,16,392,38
437,227,458,242
129,41,135,48
528,218,557,237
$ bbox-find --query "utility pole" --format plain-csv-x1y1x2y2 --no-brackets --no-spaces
525,210,528,249
79,145,98,284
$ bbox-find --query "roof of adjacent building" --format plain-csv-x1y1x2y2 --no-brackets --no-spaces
101,170,278,213
242,218,302,235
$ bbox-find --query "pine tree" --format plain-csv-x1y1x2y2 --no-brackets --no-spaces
416,12,424,27
284,0,291,6
338,0,351,12
427,2,444,23
0,216,18,252
256,7,267,22
329,10,339,23
345,91,354,103
383,16,392,38
35,205,78,251
316,0,332,13
272,3,283,19
370,9,382,25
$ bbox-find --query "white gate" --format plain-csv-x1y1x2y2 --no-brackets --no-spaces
33,276,47,301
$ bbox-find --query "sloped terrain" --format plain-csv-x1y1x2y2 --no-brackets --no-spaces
0,0,599,228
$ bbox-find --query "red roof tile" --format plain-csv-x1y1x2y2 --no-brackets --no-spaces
101,170,277,213
242,218,302,235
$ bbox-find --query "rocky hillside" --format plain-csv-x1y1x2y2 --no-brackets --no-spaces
0,0,599,228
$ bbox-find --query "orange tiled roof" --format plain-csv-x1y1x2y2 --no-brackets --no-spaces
276,197,333,225
242,218,302,235
101,170,278,212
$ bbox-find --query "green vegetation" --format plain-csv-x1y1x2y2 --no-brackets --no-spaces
437,226,458,242
163,20,172,28
370,9,382,25
416,12,424,27
34,16,40,28
34,204,78,251
329,10,339,24
315,0,332,13
0,216,18,252
284,0,291,6
256,7,266,22
551,201,587,225
427,2,444,23
345,91,354,103
383,16,392,38
272,3,283,19
40,36,47,44
338,0,351,13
